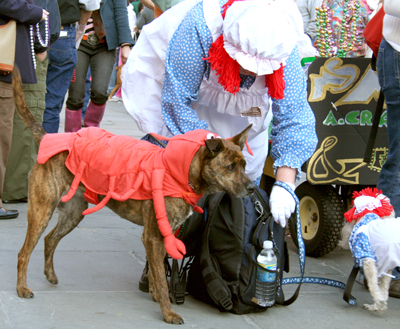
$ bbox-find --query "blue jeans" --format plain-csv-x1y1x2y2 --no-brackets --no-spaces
43,25,77,133
82,67,91,116
376,38,400,280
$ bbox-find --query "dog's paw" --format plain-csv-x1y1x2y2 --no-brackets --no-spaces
376,300,388,312
16,286,34,299
163,311,184,325
45,271,58,285
363,301,387,313
364,303,377,311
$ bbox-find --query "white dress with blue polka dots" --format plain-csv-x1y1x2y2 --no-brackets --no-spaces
349,213,400,277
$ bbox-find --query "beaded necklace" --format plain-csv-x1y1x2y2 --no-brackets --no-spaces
315,0,361,57
29,16,50,69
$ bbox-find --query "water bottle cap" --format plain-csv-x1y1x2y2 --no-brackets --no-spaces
263,240,273,249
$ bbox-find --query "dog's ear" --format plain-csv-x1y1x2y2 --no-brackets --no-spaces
230,124,252,151
205,138,225,158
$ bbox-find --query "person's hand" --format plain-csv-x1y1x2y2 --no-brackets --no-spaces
75,23,86,49
120,45,131,65
37,51,47,62
41,9,49,21
269,182,296,228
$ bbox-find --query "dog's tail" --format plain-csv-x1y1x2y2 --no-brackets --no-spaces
12,67,46,144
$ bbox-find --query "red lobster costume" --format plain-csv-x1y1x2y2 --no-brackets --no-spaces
37,127,220,259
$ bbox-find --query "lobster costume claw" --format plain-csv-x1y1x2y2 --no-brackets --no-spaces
164,234,186,260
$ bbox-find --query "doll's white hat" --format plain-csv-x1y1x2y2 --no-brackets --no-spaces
204,0,303,99
223,0,300,75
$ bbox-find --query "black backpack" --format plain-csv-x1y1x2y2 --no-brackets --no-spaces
168,187,302,314
143,135,306,309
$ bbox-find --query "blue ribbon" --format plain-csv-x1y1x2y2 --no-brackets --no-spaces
274,181,355,305
273,181,305,276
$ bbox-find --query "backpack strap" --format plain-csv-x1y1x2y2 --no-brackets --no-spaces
251,188,274,249
169,194,210,305
363,88,385,164
199,192,234,311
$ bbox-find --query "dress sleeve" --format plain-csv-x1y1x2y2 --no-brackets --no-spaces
270,46,318,181
161,5,213,135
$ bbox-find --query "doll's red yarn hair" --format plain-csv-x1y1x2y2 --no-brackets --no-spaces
344,187,394,222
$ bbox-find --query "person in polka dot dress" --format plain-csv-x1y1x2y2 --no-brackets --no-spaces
123,0,318,228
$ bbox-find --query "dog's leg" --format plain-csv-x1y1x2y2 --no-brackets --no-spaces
378,269,392,304
108,67,121,100
363,258,387,312
44,187,88,284
17,163,64,298
142,201,184,325
108,85,119,100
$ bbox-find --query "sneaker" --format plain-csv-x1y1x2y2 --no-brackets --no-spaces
109,95,122,102
389,279,400,298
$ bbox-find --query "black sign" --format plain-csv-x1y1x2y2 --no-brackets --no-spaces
304,57,388,186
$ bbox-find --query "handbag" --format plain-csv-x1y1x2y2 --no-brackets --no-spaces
0,19,17,75
363,7,384,58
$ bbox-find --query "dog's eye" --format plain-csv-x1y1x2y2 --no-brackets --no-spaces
227,164,235,171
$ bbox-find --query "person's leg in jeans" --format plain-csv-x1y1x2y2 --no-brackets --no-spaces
64,46,91,132
43,25,77,133
376,37,400,294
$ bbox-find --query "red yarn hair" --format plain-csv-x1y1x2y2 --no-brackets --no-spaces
344,187,394,222
204,35,241,94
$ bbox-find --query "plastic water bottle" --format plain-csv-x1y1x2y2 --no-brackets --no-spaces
255,240,277,307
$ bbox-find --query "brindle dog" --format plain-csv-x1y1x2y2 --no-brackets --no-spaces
12,68,256,324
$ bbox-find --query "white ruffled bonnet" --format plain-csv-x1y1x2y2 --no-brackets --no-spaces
222,0,302,75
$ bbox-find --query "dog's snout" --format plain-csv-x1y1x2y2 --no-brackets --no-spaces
246,182,257,195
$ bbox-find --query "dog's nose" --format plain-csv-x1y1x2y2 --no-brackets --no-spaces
246,182,257,195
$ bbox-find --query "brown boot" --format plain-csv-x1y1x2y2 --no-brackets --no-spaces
389,279,400,298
